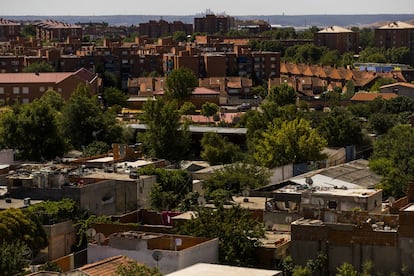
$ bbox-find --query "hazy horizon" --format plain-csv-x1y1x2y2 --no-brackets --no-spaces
1,0,414,16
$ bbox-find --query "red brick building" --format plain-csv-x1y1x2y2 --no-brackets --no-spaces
0,18,21,42
33,20,82,42
139,20,193,38
314,26,359,54
0,68,99,104
375,21,414,65
194,14,233,34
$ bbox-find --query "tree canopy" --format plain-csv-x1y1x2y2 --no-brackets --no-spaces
165,68,198,101
23,61,55,73
176,204,265,266
254,118,327,168
103,87,128,107
200,132,243,165
369,124,414,198
0,99,66,161
138,99,190,163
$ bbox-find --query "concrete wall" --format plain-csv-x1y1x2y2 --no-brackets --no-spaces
44,220,77,261
87,237,218,274
263,211,302,229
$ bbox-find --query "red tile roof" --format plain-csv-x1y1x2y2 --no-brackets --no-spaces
78,255,138,276
0,18,20,26
0,68,96,84
351,92,398,102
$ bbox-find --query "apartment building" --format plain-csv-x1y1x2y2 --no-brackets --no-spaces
375,21,414,65
139,20,193,38
0,68,99,104
194,14,233,34
314,26,359,54
0,18,21,42
33,20,82,42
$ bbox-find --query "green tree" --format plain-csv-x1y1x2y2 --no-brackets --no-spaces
254,118,327,168
40,89,65,111
292,266,312,276
336,262,358,276
200,132,243,165
267,84,297,106
176,204,265,266
172,31,187,42
139,99,190,163
83,141,110,157
20,24,36,38
0,240,31,276
202,163,270,201
319,50,340,66
317,107,363,147
61,84,122,149
27,198,79,225
23,61,55,73
201,102,219,124
137,166,191,211
103,87,128,107
0,100,66,161
116,260,162,276
369,124,414,198
0,208,48,257
369,77,396,92
179,101,196,115
165,68,198,101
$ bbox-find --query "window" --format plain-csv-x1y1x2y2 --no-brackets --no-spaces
22,87,29,94
48,87,53,91
22,98,29,104
11,60,19,66
0,87,4,94
39,86,45,92
270,57,276,61
13,87,20,94
58,88,62,92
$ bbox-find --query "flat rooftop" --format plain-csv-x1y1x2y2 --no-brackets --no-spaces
0,198,42,210
166,263,281,276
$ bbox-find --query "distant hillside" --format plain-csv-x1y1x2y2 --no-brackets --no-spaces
2,14,414,28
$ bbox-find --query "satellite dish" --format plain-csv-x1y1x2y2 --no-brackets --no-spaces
86,228,96,238
152,250,163,262
197,196,206,206
305,177,313,185
95,233,105,245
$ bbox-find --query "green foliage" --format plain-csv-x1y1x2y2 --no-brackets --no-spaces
0,208,48,256
172,31,187,42
139,99,190,163
317,107,363,147
254,118,327,168
0,240,31,276
165,68,198,101
361,260,374,276
201,102,219,118
336,262,358,276
0,99,66,161
283,44,329,64
138,166,191,211
83,140,110,157
179,101,196,115
20,24,36,38
369,78,396,92
39,261,62,272
267,84,297,106
27,198,79,225
176,204,265,266
75,215,114,247
40,90,65,111
370,124,414,198
292,266,312,276
116,260,162,276
200,132,243,165
103,87,128,107
23,61,55,73
61,84,123,149
202,163,270,201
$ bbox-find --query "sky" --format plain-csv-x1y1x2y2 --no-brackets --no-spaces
1,0,414,16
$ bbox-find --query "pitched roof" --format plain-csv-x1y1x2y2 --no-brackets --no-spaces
380,82,414,89
78,255,138,276
0,18,20,26
192,87,220,95
0,68,96,84
379,21,414,29
351,92,398,102
318,26,353,33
